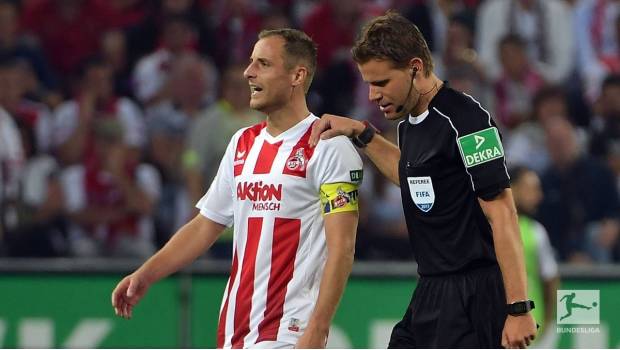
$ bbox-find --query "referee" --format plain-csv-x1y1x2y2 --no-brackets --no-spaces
310,11,537,348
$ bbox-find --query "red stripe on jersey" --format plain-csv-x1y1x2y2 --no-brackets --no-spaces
234,122,266,177
282,121,317,178
257,218,301,342
253,140,283,174
231,217,263,348
217,250,239,348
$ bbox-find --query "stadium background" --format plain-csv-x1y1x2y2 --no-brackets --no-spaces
1,0,620,348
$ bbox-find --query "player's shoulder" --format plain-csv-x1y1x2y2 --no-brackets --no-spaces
231,120,267,140
314,134,358,154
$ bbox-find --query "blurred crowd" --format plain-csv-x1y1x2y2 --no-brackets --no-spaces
0,0,619,264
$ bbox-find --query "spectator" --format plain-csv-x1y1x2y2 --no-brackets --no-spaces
509,166,559,337
505,86,570,173
132,14,198,106
100,29,133,98
401,0,479,55
573,0,620,101
59,119,160,258
433,13,488,105
126,0,215,67
476,0,574,84
538,115,620,263
0,0,58,99
3,118,66,257
212,0,262,69
0,57,54,153
53,57,145,166
590,74,620,190
20,0,109,80
302,0,361,70
0,105,23,252
493,34,545,130
145,54,217,244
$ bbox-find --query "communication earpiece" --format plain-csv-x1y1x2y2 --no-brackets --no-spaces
396,67,418,114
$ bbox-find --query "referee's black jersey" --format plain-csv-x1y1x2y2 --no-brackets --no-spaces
397,83,510,276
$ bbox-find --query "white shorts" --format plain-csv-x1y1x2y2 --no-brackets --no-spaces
250,340,295,349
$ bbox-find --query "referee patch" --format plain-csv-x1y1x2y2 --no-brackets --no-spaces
320,182,359,215
457,127,504,168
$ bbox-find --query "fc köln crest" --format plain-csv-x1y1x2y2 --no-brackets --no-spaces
286,148,306,171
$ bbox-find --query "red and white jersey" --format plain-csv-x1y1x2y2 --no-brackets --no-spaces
196,114,362,348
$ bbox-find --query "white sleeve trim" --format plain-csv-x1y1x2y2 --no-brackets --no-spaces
199,207,234,227
533,220,559,280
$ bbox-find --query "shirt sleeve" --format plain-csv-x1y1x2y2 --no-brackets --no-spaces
59,165,86,213
449,93,510,200
195,133,236,226
52,101,79,147
533,221,559,280
311,136,364,214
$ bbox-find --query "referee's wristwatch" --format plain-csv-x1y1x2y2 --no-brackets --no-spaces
351,121,379,148
506,300,535,315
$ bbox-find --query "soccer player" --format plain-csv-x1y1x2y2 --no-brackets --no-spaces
111,29,363,349
309,12,537,348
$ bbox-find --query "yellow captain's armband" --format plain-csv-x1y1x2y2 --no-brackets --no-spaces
320,182,359,215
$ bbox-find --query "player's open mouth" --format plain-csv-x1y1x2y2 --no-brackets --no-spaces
250,84,263,96
380,103,392,112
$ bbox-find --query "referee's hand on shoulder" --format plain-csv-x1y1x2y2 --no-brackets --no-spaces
502,313,537,348
309,114,365,147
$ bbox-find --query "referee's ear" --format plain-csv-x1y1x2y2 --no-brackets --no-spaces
407,57,424,76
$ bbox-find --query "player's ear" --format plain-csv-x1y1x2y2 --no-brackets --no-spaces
292,65,308,89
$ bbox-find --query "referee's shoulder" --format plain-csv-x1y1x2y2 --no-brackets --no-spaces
433,87,493,134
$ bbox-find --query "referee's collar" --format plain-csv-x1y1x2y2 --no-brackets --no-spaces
408,81,449,125
408,110,429,125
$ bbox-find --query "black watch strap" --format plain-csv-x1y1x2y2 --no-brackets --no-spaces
507,300,535,315
351,121,378,148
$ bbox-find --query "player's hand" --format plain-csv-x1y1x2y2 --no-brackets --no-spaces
309,114,365,147
294,327,328,349
111,272,151,319
502,314,537,348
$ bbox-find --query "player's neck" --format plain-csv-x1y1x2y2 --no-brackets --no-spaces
265,100,310,137
410,73,443,116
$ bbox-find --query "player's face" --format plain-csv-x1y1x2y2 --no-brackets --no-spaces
357,59,414,120
244,36,293,113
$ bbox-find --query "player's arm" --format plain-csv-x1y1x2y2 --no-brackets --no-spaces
309,114,401,186
111,214,225,319
478,189,537,348
297,210,358,348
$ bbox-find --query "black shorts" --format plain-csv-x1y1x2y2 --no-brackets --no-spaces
388,264,507,348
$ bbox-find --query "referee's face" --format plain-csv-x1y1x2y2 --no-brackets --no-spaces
357,59,413,120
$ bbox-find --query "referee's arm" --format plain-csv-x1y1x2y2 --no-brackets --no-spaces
479,189,538,348
309,115,401,185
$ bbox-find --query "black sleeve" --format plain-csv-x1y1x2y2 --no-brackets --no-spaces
449,98,510,200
